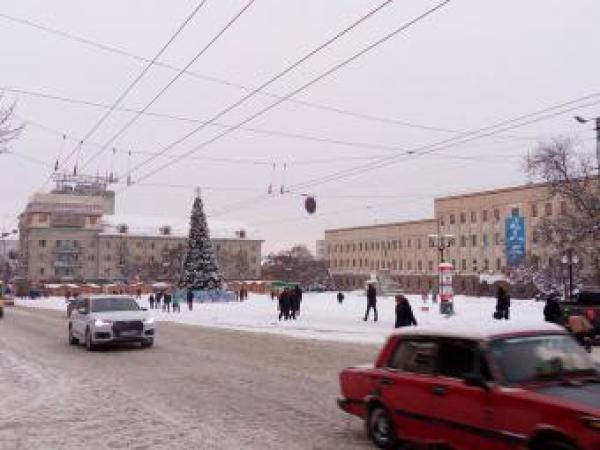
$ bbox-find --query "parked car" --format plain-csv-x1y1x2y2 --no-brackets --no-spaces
561,288,600,335
338,322,600,450
68,295,155,350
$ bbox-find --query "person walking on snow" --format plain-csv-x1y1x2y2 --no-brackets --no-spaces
337,291,344,304
172,294,180,313
395,295,417,328
187,289,194,311
155,291,163,310
495,286,511,320
163,291,172,313
149,293,155,310
364,283,378,322
278,288,291,321
290,285,302,319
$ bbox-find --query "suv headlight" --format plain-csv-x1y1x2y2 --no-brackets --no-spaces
144,317,155,325
94,319,112,327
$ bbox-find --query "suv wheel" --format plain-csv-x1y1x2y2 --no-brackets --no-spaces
85,328,95,351
367,405,397,449
68,325,78,345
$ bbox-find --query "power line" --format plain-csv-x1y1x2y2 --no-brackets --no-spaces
0,8,536,142
81,0,256,170
119,0,397,183
120,0,453,192
58,0,209,171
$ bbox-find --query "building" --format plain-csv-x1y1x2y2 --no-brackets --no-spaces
325,182,598,296
19,174,263,285
315,240,327,261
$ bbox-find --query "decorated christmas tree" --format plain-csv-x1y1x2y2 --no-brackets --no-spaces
178,190,223,290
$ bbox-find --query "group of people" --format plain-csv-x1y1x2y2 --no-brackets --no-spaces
277,285,303,320
361,283,418,328
236,287,249,301
149,291,180,313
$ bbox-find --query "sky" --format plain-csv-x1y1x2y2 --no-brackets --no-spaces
0,0,598,255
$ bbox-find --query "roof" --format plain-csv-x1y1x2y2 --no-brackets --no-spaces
100,214,256,239
393,321,565,341
325,218,437,234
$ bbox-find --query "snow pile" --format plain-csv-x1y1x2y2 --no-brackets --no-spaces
15,293,547,344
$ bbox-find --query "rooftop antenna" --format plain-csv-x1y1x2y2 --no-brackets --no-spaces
54,133,66,172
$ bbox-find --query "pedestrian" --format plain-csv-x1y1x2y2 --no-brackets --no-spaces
149,293,155,310
172,294,180,313
136,288,142,299
187,289,194,311
156,291,163,310
278,288,291,321
495,286,511,320
363,283,378,322
270,290,276,301
395,295,417,328
337,291,344,304
543,294,562,324
163,291,172,313
289,285,302,319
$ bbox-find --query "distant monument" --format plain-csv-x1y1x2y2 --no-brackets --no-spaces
366,269,403,296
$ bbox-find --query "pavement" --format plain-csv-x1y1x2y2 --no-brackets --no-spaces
0,306,378,450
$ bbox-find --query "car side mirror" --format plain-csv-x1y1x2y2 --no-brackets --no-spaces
463,373,490,391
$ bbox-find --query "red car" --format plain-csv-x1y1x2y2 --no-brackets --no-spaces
338,322,600,449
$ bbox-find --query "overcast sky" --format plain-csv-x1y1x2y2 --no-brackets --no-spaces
0,0,598,254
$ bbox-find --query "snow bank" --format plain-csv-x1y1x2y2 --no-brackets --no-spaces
15,293,547,345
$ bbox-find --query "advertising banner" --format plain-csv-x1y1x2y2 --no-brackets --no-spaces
505,216,526,266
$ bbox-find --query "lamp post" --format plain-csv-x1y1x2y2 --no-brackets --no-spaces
428,223,455,314
574,115,600,178
561,250,579,300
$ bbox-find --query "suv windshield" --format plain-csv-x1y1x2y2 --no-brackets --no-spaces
490,334,596,385
91,297,140,312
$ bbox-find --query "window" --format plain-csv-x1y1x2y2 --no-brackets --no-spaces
471,235,477,246
495,232,501,246
451,259,456,269
449,214,456,225
399,260,403,270
88,255,95,262
470,211,477,223
392,240,397,250
407,261,412,270
388,339,437,375
531,204,538,218
417,239,421,250
545,202,553,217
428,260,433,272
136,241,143,249
352,259,356,268
560,201,567,216
482,210,488,222
376,242,380,251
532,230,539,243
461,259,467,271
439,216,445,226
460,235,466,247
39,267,45,275
105,255,111,262
496,258,502,271
39,213,48,223
437,339,476,379
417,260,423,271
460,212,466,224
511,207,520,217
392,260,397,270
106,241,111,249
494,208,500,221
482,234,488,247
472,259,478,272
151,242,155,250
407,239,412,248
483,258,489,271
39,239,46,248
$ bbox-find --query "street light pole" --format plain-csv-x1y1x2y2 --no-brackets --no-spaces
428,220,455,312
574,115,600,179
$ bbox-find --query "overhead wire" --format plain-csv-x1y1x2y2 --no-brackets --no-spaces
80,0,256,170
117,0,398,183
119,0,453,192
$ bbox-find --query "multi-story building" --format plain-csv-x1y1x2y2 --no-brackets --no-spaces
19,175,263,285
315,240,327,261
325,182,598,295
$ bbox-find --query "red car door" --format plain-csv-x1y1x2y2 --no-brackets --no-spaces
377,336,440,443
426,338,510,450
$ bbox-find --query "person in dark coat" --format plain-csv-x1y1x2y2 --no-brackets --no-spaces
543,294,563,324
163,292,172,313
149,293,155,310
278,288,291,321
155,291,163,310
187,289,194,311
290,285,302,319
495,286,511,320
395,295,417,328
337,292,344,304
364,283,378,322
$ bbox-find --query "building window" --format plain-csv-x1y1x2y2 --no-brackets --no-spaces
105,255,111,262
136,241,143,249
496,258,501,271
39,213,48,223
417,260,423,271
376,260,380,270
417,239,421,250
494,208,500,221
39,267,45,275
511,207,520,217
482,210,488,222
376,242,380,251
483,258,489,271
532,230,539,243
399,260,403,270
407,261,412,270
89,216,98,225
461,259,467,271
407,239,412,248
106,241,111,249
482,234,488,247
531,204,538,217
460,212,466,224
470,211,477,223
428,260,433,272
449,214,456,225
451,259,456,269
439,216,445,226
88,255,94,262
495,232,501,246
39,239,46,248
460,235,466,247
471,235,477,246
545,202,553,217
392,260,397,270
560,201,567,215
472,259,478,272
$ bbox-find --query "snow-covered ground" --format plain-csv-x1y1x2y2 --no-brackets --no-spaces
15,292,547,344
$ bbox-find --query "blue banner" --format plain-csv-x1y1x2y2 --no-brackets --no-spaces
505,216,526,266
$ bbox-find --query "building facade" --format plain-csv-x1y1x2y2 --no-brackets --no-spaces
19,176,262,285
325,182,598,295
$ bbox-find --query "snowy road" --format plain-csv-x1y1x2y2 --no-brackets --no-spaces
0,306,377,450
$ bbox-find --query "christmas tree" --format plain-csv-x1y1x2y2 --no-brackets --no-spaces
178,191,223,290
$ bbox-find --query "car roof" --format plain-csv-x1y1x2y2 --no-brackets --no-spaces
392,321,566,341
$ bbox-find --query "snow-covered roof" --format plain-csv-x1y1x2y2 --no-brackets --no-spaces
394,321,565,341
100,214,255,239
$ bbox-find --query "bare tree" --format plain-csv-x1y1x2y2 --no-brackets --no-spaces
523,138,600,289
262,244,335,289
0,94,23,153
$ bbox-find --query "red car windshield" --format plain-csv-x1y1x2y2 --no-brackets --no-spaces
490,334,597,385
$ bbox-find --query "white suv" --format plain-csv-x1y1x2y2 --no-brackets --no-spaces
68,296,155,350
